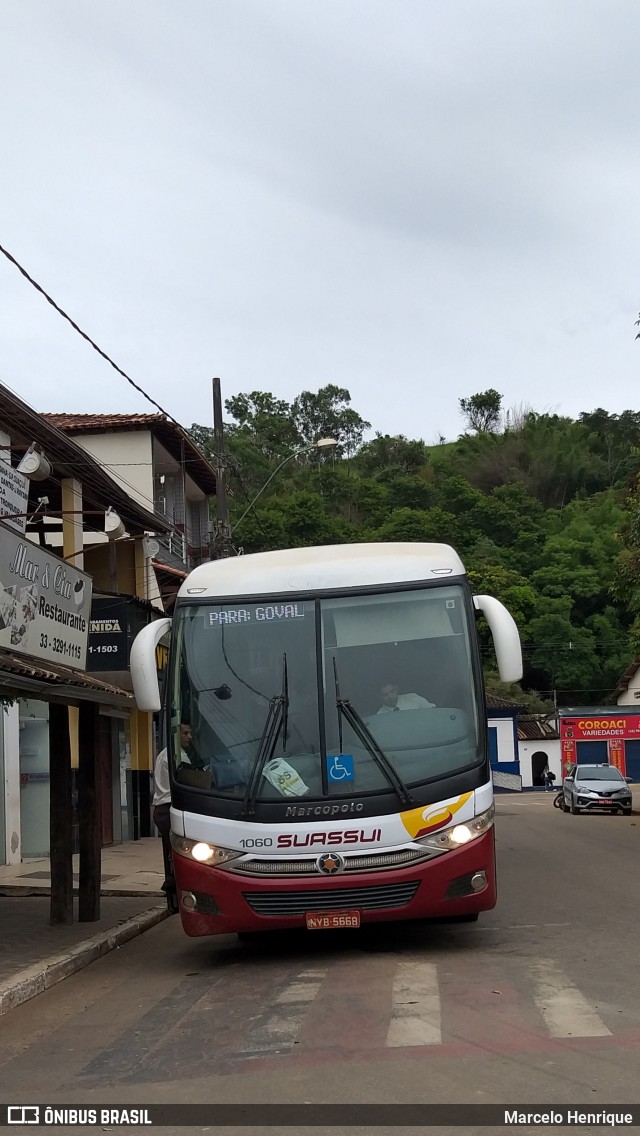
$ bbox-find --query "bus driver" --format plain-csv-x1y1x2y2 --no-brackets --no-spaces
377,682,435,713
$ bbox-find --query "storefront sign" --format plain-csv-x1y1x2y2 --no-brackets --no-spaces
561,736,576,775
560,713,640,776
87,598,128,670
0,459,29,534
0,521,92,668
560,715,640,740
608,737,625,773
87,597,159,673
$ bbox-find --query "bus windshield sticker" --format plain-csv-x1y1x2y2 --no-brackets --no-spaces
262,758,310,797
327,754,355,782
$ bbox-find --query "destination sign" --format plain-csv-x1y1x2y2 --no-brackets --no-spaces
208,603,306,626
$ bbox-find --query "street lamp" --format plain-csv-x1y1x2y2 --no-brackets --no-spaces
230,437,338,536
105,506,129,541
16,443,51,481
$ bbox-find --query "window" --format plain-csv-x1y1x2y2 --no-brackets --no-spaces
170,586,483,801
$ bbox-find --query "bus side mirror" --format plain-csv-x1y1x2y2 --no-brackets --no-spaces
473,595,523,683
130,617,172,711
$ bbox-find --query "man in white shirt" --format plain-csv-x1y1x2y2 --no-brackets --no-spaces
377,683,435,714
153,723,192,894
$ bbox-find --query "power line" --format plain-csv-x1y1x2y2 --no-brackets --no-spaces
0,242,183,429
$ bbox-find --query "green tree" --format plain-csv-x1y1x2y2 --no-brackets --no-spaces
467,563,538,631
458,389,503,433
356,434,428,476
292,385,370,454
612,474,640,648
225,391,302,458
482,669,554,712
526,605,598,696
189,384,637,704
374,506,459,544
579,408,640,487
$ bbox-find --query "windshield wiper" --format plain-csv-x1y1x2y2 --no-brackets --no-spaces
241,654,289,817
332,658,414,807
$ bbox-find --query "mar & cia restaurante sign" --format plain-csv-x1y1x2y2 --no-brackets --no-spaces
0,522,93,669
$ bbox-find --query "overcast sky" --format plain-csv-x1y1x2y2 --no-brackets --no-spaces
1,0,639,444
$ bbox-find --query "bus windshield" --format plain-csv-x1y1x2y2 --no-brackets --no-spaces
170,585,481,801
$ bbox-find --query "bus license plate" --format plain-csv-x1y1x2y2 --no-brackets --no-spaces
306,910,361,930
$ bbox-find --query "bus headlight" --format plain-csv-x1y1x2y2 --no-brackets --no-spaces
170,834,241,866
417,804,495,852
450,824,473,845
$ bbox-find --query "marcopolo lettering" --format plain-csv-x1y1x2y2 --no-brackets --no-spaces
285,802,364,817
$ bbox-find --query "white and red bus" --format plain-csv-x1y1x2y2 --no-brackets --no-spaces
130,543,522,937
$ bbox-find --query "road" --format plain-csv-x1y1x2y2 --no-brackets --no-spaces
0,794,638,1132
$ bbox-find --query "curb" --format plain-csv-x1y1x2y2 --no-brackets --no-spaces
0,887,164,898
0,905,169,1016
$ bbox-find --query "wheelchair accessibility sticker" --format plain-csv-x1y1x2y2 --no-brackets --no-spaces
327,753,354,782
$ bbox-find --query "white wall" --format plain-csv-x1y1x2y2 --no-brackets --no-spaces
488,717,517,762
519,739,561,788
71,431,155,514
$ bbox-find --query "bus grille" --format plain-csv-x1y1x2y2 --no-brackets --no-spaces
230,848,438,877
242,880,420,917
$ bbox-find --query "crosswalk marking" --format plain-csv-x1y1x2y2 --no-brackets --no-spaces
75,949,636,1088
274,970,327,1004
386,960,442,1047
236,968,328,1054
530,959,611,1038
230,957,616,1058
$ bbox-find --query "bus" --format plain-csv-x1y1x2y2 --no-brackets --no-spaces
130,542,522,937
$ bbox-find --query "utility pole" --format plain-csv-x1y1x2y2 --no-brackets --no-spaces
211,377,234,558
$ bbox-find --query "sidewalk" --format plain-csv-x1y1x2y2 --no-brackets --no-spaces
0,838,169,1016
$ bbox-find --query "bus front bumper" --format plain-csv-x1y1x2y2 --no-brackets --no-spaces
171,830,496,937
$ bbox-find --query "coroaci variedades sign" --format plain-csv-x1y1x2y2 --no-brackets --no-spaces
0,522,92,669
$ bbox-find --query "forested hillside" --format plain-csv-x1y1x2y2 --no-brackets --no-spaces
190,388,640,709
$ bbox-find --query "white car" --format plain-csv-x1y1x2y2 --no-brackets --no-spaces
562,764,633,816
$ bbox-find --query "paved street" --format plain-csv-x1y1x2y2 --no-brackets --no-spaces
0,794,638,1129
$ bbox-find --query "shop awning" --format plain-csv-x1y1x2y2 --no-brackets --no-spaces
0,648,133,707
